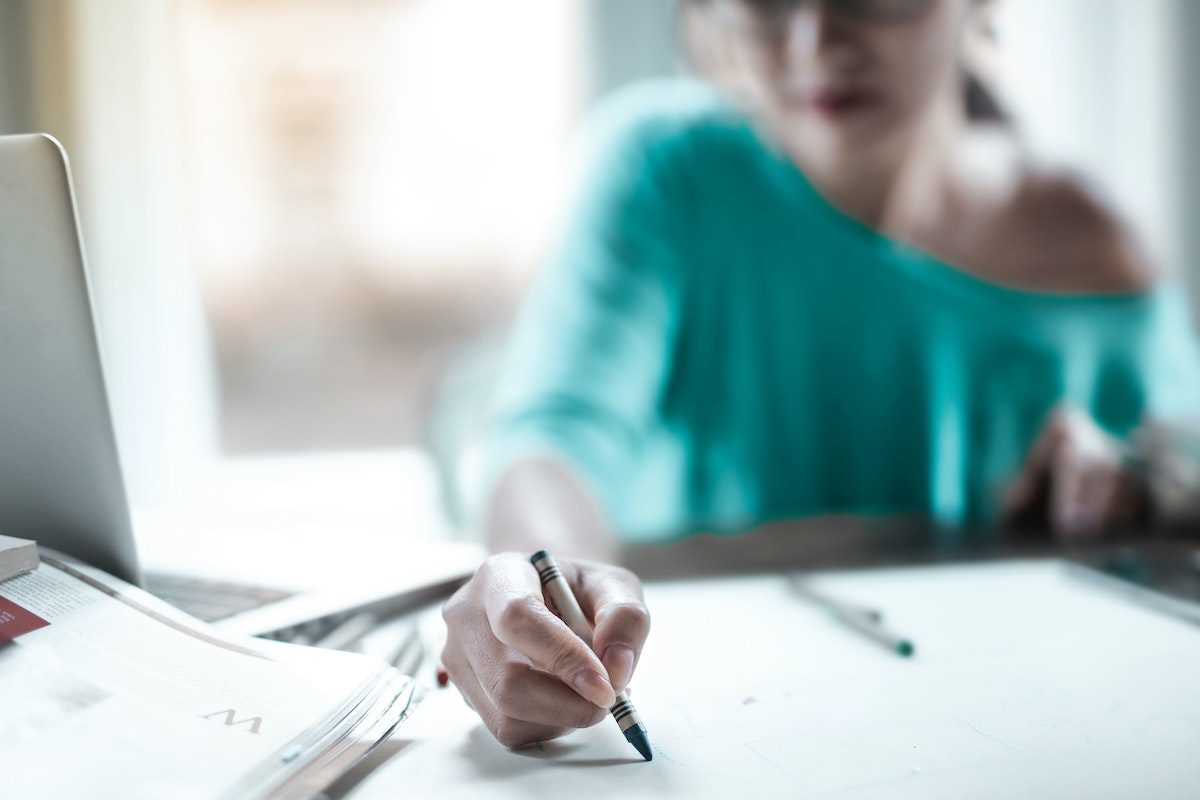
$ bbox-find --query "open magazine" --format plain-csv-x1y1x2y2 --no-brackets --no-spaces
0,551,421,799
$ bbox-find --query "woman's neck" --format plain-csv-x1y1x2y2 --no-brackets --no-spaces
774,93,968,234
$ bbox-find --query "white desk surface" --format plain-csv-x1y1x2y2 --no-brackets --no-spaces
348,560,1200,800
131,448,459,587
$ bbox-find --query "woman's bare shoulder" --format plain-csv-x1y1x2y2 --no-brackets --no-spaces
1000,162,1159,293
927,132,1158,294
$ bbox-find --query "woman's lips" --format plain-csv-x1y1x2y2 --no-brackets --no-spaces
806,86,882,117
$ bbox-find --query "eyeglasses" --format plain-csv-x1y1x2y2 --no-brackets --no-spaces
725,0,936,32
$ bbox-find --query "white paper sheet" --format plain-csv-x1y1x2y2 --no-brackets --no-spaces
349,560,1200,800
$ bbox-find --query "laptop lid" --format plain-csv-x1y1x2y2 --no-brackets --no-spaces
0,134,140,584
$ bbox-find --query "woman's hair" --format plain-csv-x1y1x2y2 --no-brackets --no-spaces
963,69,1007,124
677,0,1010,126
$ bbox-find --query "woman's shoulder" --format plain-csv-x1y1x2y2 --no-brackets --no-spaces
959,130,1159,294
934,128,1158,294
1009,163,1157,292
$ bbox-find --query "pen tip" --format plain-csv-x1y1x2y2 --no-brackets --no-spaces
625,724,652,761
896,640,915,658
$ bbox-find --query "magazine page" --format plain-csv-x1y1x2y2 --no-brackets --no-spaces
0,554,417,799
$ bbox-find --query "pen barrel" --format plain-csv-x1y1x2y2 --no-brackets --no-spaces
610,690,643,732
531,551,595,645
530,551,646,730
832,606,911,654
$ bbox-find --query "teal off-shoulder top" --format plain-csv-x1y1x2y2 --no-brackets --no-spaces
480,80,1200,541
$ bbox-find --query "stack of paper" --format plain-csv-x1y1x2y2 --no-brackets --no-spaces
0,534,38,582
0,551,420,799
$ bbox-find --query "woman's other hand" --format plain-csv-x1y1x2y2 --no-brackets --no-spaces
1004,406,1146,538
440,552,650,749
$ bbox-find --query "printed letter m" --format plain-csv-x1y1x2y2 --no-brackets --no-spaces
203,708,264,734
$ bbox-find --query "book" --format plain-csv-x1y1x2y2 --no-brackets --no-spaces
0,534,38,582
0,550,420,799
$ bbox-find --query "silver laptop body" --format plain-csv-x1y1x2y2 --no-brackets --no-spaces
0,134,140,584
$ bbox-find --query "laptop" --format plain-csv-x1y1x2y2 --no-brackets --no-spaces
0,133,481,639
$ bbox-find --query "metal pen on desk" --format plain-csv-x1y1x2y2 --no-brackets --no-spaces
790,574,915,658
312,611,378,651
530,550,653,761
387,619,426,677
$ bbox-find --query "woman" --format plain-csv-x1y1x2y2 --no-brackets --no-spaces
441,0,1200,748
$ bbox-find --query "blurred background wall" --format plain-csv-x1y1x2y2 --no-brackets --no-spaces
0,0,1196,514
0,0,217,508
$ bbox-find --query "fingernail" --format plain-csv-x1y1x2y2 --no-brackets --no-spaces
602,645,635,693
572,669,615,708
1061,503,1088,535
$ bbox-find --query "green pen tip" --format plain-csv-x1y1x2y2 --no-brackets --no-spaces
896,640,914,657
625,724,652,761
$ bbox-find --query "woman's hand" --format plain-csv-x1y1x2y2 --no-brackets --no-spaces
440,553,650,749
1004,407,1146,537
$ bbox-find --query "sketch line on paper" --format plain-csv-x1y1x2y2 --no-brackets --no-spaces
957,718,1023,755
741,740,806,786
650,744,678,765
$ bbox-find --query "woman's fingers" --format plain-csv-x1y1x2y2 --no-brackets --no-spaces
469,638,609,729
479,555,615,708
1010,406,1140,538
440,552,654,750
570,561,651,694
440,639,568,748
1050,442,1100,536
1053,451,1145,538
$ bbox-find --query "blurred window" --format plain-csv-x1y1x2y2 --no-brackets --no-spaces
175,0,584,452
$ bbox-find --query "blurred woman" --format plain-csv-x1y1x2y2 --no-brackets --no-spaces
441,0,1200,748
